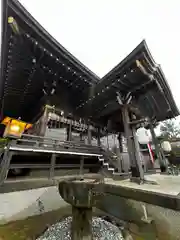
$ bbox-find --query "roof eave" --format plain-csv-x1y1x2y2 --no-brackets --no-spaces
7,0,100,83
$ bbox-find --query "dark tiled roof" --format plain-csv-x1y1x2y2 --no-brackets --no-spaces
0,0,179,127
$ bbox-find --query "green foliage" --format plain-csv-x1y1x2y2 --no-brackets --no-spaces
0,138,8,148
160,119,180,140
168,165,180,175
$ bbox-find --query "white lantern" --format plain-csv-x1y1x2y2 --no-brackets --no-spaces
137,128,150,144
161,141,172,152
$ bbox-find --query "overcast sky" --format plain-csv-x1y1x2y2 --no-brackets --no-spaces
18,0,180,113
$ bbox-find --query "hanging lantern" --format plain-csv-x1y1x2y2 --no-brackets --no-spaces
2,117,32,139
137,128,150,144
8,16,20,35
161,141,172,153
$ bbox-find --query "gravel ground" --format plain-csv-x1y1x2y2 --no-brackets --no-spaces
37,216,124,240
0,207,72,240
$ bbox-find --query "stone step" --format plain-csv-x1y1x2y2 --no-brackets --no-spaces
107,168,114,171
98,155,128,178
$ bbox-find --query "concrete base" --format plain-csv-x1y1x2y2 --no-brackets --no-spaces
71,206,92,240
105,174,180,196
58,177,103,239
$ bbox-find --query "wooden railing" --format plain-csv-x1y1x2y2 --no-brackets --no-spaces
8,134,101,155
0,134,103,185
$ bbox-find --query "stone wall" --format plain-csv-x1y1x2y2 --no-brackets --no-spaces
98,194,180,240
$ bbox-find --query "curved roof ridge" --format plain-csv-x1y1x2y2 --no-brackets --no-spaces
8,0,100,82
98,40,146,84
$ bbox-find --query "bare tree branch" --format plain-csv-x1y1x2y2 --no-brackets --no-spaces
160,119,180,140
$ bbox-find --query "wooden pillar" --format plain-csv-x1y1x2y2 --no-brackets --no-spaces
97,128,101,146
106,134,109,149
67,116,72,141
69,120,72,141
49,153,56,179
131,125,144,180
79,156,84,179
149,122,167,172
117,133,123,172
80,133,83,141
122,105,144,180
87,125,92,145
118,133,123,153
39,105,49,136
71,206,92,240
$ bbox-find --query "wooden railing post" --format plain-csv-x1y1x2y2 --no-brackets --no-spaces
39,105,49,137
88,125,92,145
